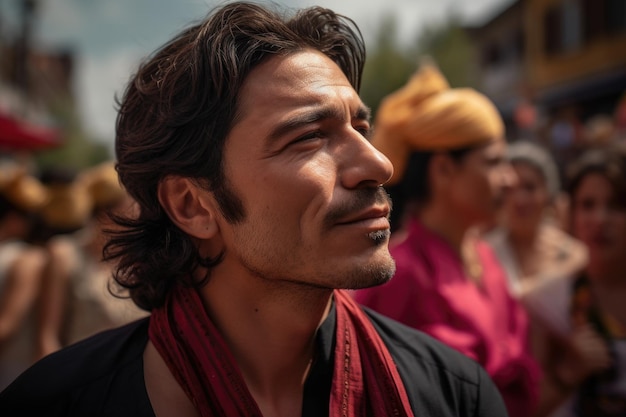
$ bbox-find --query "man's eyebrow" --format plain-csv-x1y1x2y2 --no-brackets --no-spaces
267,104,371,143
355,105,371,123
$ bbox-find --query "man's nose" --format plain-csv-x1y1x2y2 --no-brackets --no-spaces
340,130,394,189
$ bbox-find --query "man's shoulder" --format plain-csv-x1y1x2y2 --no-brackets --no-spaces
363,308,508,417
0,317,153,417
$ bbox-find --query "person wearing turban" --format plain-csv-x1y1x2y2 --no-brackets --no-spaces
354,61,541,417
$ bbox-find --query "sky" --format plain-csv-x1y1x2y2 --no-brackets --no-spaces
1,0,513,147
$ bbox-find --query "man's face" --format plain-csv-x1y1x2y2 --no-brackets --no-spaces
214,50,395,290
446,140,515,226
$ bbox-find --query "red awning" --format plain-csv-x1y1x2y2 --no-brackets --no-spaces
0,112,62,150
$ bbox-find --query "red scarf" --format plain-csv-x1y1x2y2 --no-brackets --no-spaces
149,285,415,417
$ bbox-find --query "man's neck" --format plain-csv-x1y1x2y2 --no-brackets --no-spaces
198,264,334,417
145,265,334,417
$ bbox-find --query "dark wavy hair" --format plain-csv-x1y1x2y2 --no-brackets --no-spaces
104,1,366,310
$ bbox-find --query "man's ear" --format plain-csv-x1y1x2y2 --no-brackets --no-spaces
158,176,219,239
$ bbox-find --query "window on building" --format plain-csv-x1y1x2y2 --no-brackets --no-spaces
562,0,582,51
514,29,525,58
482,43,502,67
582,0,607,41
607,0,626,34
543,0,614,56
544,5,562,54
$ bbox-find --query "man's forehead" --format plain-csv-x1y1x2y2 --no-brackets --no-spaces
253,50,343,79
238,51,354,104
237,50,362,121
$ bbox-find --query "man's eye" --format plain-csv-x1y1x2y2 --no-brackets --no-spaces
355,126,372,139
293,131,324,143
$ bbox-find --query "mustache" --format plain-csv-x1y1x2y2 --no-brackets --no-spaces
323,187,392,228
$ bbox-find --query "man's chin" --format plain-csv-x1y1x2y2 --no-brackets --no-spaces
343,258,396,290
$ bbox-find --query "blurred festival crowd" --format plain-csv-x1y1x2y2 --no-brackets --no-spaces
352,61,626,417
0,159,147,390
0,59,625,417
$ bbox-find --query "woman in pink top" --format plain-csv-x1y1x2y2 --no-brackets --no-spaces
354,61,540,417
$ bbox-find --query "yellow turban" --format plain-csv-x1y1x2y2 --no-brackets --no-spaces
371,61,504,184
0,163,50,213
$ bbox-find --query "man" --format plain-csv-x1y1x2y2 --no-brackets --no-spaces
0,3,507,416
353,62,540,417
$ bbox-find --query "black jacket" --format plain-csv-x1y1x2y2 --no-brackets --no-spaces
0,307,508,416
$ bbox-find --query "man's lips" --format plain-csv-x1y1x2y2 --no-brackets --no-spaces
323,186,393,229
335,206,391,226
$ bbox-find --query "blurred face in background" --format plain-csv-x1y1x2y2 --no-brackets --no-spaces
0,210,32,241
503,161,550,236
445,140,516,227
571,172,626,270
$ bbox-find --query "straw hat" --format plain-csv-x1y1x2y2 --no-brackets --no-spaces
39,179,92,230
0,162,49,213
79,161,126,210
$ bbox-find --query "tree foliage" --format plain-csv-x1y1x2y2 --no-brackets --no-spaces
33,96,112,172
360,12,476,118
361,14,416,116
409,18,475,89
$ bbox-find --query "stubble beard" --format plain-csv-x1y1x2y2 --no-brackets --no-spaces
226,185,396,291
237,241,396,293
341,255,396,290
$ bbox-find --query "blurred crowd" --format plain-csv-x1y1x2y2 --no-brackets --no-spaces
0,57,625,417
519,91,626,189
0,158,147,390
353,61,626,417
